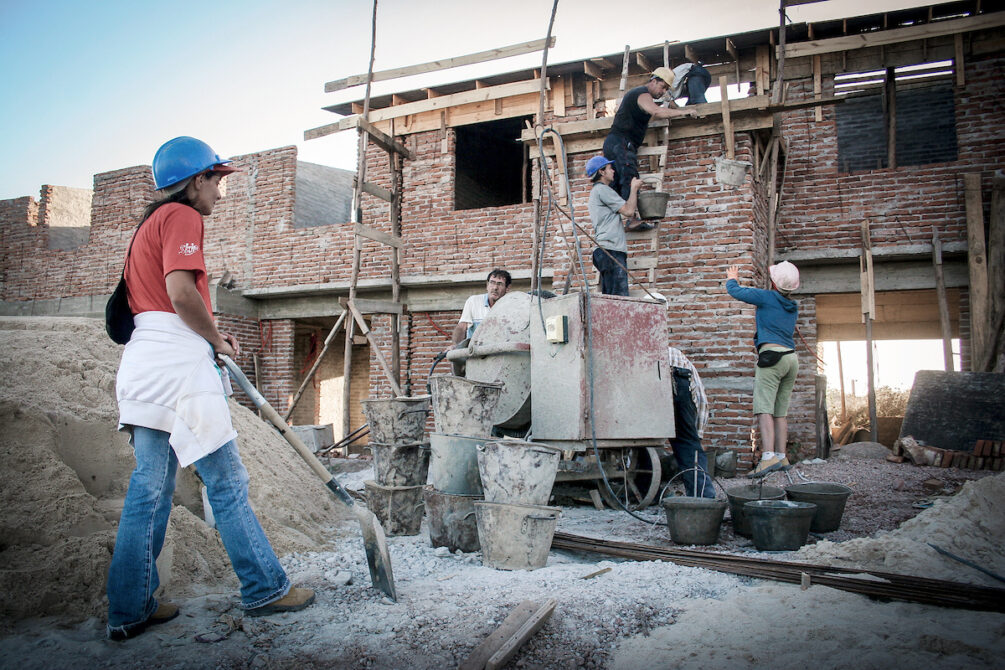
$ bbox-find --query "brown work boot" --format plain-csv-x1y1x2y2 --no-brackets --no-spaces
245,588,316,618
108,602,180,641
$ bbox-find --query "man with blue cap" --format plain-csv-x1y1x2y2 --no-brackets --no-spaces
585,155,641,296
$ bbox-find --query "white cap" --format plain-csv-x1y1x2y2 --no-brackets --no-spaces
769,261,800,292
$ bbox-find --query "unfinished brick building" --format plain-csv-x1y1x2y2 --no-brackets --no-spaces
2,2,1002,474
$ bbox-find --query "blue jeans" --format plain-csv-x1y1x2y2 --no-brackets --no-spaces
685,64,711,105
592,248,629,296
670,368,715,498
107,427,290,636
602,133,639,202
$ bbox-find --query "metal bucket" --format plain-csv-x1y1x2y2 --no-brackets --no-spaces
662,497,727,545
476,439,560,506
429,375,503,437
725,484,786,537
784,482,853,533
369,442,430,487
637,191,670,219
715,157,752,187
361,396,431,444
428,433,486,495
474,501,561,571
364,480,425,536
423,487,481,553
745,500,817,551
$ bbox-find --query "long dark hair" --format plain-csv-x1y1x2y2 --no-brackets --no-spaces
141,187,195,223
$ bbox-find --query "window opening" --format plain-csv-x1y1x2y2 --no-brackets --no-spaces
454,116,532,211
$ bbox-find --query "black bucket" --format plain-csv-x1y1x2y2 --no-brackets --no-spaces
662,497,727,545
725,484,785,537
784,482,853,533
745,500,817,551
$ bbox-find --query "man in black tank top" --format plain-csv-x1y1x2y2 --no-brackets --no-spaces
603,67,697,212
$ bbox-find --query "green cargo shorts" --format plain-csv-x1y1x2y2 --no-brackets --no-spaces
753,346,799,417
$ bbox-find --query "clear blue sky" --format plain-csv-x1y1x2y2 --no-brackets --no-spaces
0,0,935,200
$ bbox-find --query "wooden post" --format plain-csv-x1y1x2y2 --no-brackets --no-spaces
965,173,988,370
885,67,896,169
987,170,1005,372
836,341,847,423
815,374,831,459
765,137,780,269
932,229,955,371
719,75,734,160
773,0,786,105
860,219,878,442
813,54,823,122
617,45,630,106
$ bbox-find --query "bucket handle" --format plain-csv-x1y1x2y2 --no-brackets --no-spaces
398,407,431,418
521,513,559,533
461,510,476,521
659,465,727,503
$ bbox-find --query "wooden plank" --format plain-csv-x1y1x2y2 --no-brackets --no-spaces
485,599,557,670
354,223,402,249
352,298,403,315
635,51,653,73
617,45,631,106
358,179,393,203
719,75,734,159
813,54,823,122
966,172,989,370
459,601,539,670
583,60,604,79
988,171,1005,372
346,300,403,396
552,75,566,117
627,256,657,271
756,45,771,96
955,33,966,87
324,37,556,91
886,67,897,169
932,230,955,371
781,13,1005,59
357,117,415,160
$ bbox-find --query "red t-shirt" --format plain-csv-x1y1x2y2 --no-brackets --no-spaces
124,203,213,316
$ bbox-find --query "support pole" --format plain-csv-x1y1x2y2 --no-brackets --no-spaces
860,219,878,443
932,229,955,372
965,172,988,370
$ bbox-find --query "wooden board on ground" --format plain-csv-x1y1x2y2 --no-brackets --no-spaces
899,371,1005,452
459,599,556,670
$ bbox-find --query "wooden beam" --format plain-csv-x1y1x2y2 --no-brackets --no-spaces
352,298,403,315
932,229,955,371
965,172,989,370
726,37,740,86
346,300,403,396
756,45,771,96
354,223,402,248
352,79,548,125
781,13,1005,59
719,75,734,159
885,67,896,169
813,54,823,122
583,60,604,79
356,179,393,203
552,76,566,117
324,37,556,91
955,33,966,87
635,52,653,73
860,219,878,441
459,602,538,670
988,171,1005,372
485,600,557,670
617,45,631,105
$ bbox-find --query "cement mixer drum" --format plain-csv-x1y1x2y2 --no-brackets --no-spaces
464,291,533,430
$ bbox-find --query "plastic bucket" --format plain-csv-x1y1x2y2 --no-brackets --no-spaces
662,497,727,545
725,484,785,537
361,396,431,444
476,440,560,506
715,157,752,187
474,501,561,571
637,191,670,219
369,442,430,487
429,375,503,437
745,500,817,551
428,433,486,495
364,480,425,537
423,487,481,553
784,482,853,533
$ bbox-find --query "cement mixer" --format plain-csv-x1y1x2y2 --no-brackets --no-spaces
446,291,674,509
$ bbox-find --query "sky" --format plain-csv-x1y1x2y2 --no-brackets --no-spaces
0,0,944,201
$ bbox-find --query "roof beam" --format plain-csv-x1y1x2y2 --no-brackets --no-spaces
324,37,556,92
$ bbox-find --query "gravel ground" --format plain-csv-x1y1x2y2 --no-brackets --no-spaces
0,453,999,670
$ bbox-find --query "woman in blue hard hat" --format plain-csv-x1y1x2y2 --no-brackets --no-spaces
585,154,642,296
106,137,314,641
724,261,801,474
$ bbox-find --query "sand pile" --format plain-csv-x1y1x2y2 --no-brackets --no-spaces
0,317,349,623
796,473,1005,586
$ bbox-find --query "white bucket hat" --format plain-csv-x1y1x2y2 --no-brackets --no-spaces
769,261,800,292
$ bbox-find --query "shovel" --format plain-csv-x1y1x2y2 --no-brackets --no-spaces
218,355,397,602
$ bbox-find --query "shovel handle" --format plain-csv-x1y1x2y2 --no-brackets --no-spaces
219,355,355,508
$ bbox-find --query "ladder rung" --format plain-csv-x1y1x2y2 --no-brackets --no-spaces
357,179,394,203
357,117,415,160
628,256,657,270
354,223,402,248
352,298,404,315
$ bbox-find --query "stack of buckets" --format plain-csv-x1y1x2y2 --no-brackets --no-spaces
424,375,503,553
474,439,562,570
360,395,431,536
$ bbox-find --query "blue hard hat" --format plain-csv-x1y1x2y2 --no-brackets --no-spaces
152,136,235,190
585,155,614,178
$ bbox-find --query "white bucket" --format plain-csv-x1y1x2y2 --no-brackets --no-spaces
476,440,560,506
715,157,752,187
428,433,486,495
474,501,561,570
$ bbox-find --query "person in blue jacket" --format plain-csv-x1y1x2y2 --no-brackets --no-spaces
725,261,801,473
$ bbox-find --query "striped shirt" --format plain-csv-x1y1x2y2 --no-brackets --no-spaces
668,347,709,438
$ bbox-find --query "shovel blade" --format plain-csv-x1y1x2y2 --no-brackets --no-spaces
354,505,397,601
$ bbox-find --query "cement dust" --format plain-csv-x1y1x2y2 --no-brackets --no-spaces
0,317,348,624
